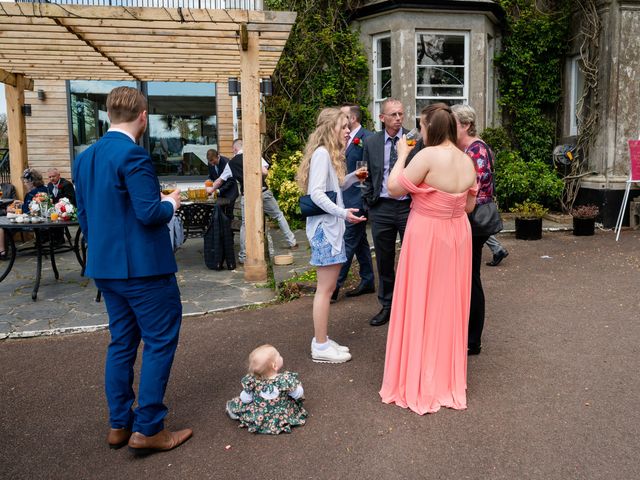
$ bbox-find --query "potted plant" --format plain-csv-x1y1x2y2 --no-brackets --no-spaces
510,201,547,240
570,204,599,236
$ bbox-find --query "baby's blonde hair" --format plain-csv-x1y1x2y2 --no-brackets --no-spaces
247,344,279,379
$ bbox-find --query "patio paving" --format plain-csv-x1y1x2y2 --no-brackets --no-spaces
0,213,598,339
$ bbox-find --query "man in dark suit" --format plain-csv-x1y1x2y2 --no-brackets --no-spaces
207,148,238,219
331,103,375,303
73,86,192,456
46,168,76,206
362,98,410,326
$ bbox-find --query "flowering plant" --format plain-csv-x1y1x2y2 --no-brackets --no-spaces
29,192,53,217
54,197,77,221
352,137,363,148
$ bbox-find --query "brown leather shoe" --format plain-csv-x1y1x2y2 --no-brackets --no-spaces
128,428,193,457
107,428,131,449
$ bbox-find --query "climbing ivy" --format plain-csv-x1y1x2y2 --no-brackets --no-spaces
263,0,369,221
494,0,571,165
263,0,369,157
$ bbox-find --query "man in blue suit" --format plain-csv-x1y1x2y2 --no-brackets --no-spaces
73,87,192,456
331,104,375,302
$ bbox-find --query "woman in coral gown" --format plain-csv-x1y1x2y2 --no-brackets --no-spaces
379,103,478,414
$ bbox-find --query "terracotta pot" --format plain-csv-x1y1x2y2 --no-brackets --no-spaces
572,217,595,236
515,217,542,240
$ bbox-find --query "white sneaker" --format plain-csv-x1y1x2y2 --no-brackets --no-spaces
311,343,352,363
327,338,349,352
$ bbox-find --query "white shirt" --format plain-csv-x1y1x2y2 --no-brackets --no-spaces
347,125,361,149
219,149,269,182
305,147,359,255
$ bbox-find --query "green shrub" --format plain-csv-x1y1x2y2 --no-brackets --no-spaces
266,150,304,229
509,201,548,219
480,126,512,154
494,150,564,210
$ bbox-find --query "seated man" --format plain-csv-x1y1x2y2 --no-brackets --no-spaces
47,168,76,206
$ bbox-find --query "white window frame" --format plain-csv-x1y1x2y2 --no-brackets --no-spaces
568,55,584,137
415,30,469,122
372,33,391,131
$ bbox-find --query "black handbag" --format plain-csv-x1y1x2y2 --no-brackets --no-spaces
468,144,503,236
299,191,337,218
469,201,503,236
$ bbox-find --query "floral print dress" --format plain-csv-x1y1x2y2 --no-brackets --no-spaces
226,371,308,434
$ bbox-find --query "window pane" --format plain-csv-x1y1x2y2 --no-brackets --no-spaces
377,37,391,68
147,82,217,177
416,34,465,66
417,86,464,97
378,69,392,99
417,66,464,86
416,98,464,112
70,80,136,158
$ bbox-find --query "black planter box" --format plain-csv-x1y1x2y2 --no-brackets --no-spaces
572,217,595,236
515,217,542,240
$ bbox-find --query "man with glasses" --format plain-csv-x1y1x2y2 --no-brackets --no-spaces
361,98,410,327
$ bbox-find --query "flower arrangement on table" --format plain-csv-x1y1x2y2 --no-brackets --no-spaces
29,192,53,217
54,197,77,221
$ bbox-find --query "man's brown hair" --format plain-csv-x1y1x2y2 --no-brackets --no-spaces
106,86,147,124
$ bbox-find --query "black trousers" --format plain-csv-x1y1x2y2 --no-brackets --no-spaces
469,234,489,349
368,198,411,308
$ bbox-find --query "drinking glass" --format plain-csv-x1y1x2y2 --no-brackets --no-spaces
162,181,177,195
405,127,420,146
355,160,368,187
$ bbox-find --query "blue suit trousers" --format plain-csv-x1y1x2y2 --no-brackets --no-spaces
95,274,182,437
336,220,375,289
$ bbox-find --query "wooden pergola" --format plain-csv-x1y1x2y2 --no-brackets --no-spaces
0,2,296,281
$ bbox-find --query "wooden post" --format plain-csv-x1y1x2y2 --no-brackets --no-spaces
240,31,267,282
4,74,29,200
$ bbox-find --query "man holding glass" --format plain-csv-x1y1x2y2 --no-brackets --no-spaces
361,98,410,327
331,103,375,303
73,86,192,456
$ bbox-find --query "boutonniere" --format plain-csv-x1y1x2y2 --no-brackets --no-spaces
352,137,363,148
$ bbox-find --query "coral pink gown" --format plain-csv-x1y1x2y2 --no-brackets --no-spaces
379,173,476,414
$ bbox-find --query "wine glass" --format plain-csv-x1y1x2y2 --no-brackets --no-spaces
355,161,368,188
405,127,420,146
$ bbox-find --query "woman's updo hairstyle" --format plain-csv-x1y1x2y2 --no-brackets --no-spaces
420,102,457,147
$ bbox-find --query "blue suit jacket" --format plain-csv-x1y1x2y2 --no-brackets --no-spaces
73,131,177,279
342,126,373,210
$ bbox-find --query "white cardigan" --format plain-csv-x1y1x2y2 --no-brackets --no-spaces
305,147,358,255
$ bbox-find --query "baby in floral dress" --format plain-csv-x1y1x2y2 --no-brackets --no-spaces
226,345,308,434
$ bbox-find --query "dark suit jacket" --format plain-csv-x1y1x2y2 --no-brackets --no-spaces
208,156,238,203
362,128,408,208
73,131,177,279
47,177,76,206
343,126,373,210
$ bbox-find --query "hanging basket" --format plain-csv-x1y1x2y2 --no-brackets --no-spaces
515,217,543,240
572,217,595,236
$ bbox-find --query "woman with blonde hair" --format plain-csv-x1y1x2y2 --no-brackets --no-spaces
296,107,366,363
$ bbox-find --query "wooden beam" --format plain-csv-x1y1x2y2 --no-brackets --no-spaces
0,68,33,90
4,73,29,200
241,30,267,282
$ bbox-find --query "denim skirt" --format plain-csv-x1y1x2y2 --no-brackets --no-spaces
309,225,347,266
